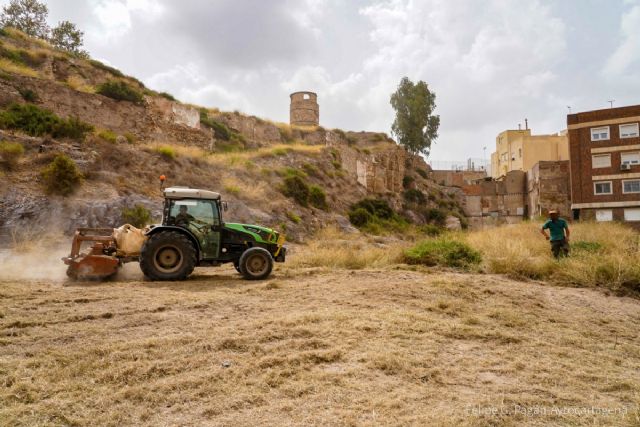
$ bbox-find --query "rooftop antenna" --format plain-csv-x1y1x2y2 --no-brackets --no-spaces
608,100,615,108
525,118,529,130
567,106,571,114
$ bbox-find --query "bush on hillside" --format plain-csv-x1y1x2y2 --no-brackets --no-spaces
159,92,176,101
418,224,442,237
0,140,24,169
0,103,93,140
41,154,82,196
96,80,144,104
350,198,394,220
281,175,310,206
403,188,425,204
309,185,328,210
423,207,447,226
404,237,481,269
97,129,117,143
402,175,414,189
155,146,176,161
348,207,371,227
200,111,232,141
121,204,152,228
416,168,428,179
18,87,37,102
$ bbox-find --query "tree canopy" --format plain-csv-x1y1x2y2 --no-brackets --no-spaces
390,77,440,157
0,0,87,57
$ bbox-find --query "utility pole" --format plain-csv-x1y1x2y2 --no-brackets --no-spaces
608,100,615,108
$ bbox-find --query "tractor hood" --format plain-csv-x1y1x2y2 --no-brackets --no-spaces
224,223,280,244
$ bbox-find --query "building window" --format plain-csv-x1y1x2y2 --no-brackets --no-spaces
591,126,610,141
621,151,640,165
596,209,613,222
620,123,639,139
624,208,640,221
622,179,640,194
594,181,612,195
591,154,611,168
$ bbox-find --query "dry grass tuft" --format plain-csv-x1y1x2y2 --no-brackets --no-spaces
288,226,405,269
467,221,640,294
0,58,38,77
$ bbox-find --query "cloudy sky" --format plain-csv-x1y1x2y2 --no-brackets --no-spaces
9,0,640,162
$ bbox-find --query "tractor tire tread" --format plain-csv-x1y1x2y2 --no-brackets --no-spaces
140,231,196,281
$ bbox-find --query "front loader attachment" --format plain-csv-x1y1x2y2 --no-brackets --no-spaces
62,228,120,280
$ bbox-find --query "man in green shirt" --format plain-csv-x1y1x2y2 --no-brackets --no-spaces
540,209,570,258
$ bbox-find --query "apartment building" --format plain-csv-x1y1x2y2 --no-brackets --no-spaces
568,105,640,225
490,127,568,179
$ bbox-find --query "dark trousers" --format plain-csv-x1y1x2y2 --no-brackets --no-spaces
551,239,569,258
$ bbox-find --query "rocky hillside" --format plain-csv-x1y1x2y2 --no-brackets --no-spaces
0,29,466,243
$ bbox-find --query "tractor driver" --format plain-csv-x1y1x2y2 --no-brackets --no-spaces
175,205,195,227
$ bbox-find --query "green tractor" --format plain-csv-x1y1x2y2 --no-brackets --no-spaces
141,187,286,280
63,187,286,281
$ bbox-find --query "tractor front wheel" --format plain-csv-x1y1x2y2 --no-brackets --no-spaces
140,231,196,281
238,247,273,280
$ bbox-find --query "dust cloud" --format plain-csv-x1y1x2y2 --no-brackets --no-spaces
0,245,69,282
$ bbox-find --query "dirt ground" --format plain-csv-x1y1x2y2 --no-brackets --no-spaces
1,265,639,426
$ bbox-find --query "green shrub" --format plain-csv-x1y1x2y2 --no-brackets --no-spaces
333,129,346,139
52,116,94,140
155,146,176,160
0,103,93,140
286,211,301,224
404,238,481,269
123,132,136,144
273,147,291,156
200,112,232,141
571,241,603,253
402,175,414,188
302,162,320,177
423,207,447,226
348,207,371,227
404,188,425,204
281,175,310,206
277,167,307,179
96,80,144,104
332,160,341,170
346,135,357,145
18,88,37,102
121,205,152,228
89,60,125,77
350,198,394,220
309,185,328,210
0,141,24,169
419,224,442,237
159,92,176,101
41,154,82,196
98,129,117,143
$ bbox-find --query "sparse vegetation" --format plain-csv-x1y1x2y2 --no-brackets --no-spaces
97,129,117,143
158,91,176,101
88,59,124,78
285,211,301,224
348,198,409,234
18,87,37,102
309,185,328,210
121,204,151,228
0,103,93,140
403,188,425,204
0,140,23,169
155,146,176,161
96,80,144,104
402,175,414,188
40,153,82,195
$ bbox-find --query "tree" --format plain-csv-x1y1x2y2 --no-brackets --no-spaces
390,77,440,157
0,0,49,39
50,20,88,57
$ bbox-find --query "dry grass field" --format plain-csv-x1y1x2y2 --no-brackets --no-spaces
1,263,639,426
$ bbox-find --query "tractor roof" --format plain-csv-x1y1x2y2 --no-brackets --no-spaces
164,187,221,200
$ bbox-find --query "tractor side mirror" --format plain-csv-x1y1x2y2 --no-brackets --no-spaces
222,201,228,211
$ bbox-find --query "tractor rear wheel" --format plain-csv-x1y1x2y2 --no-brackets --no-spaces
140,231,196,281
238,247,273,280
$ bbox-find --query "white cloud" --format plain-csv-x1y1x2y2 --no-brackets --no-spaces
89,0,164,42
604,3,640,78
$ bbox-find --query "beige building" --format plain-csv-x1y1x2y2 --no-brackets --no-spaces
490,128,568,178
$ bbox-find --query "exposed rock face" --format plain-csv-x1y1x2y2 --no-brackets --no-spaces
214,113,282,147
149,97,200,129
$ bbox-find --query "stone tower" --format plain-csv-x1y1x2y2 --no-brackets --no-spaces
289,91,319,126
